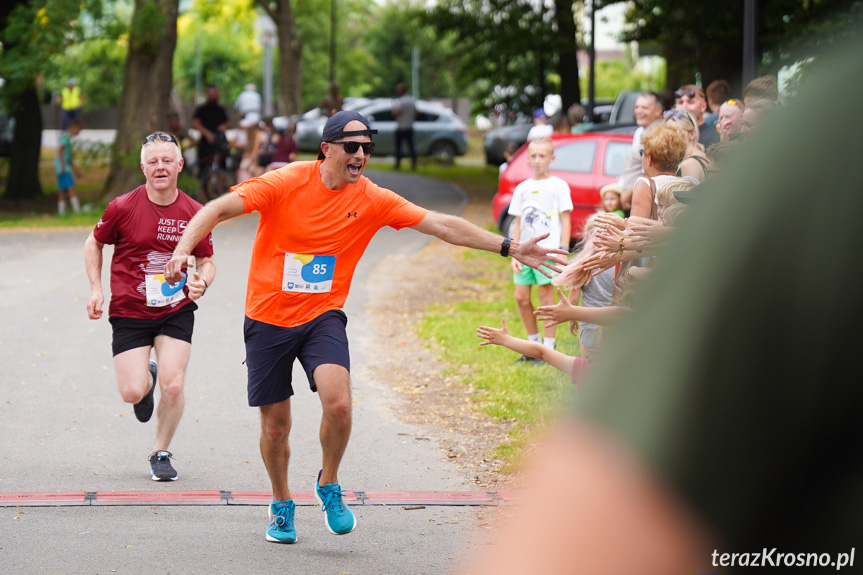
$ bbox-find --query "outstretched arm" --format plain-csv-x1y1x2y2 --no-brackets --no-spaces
165,192,244,283
476,318,576,374
413,211,568,277
536,288,629,327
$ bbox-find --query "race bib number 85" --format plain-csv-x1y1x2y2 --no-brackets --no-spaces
282,253,336,293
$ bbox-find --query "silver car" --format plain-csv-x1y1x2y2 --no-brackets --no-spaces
298,99,468,162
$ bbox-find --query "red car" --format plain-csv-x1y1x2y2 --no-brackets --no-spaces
492,132,634,243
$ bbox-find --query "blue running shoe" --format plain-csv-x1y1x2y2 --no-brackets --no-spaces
266,500,297,543
134,361,157,423
314,470,356,535
148,450,178,481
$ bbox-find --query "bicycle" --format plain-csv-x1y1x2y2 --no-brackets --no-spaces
198,131,235,203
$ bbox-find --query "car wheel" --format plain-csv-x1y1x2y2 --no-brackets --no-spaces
499,213,516,238
429,140,457,164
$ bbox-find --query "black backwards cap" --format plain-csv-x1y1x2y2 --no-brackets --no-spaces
317,111,378,159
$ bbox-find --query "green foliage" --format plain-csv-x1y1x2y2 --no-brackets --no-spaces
361,0,460,99
1,0,106,104
295,0,378,109
613,0,863,88
423,0,564,116
47,37,129,109
762,0,863,82
580,58,665,98
174,0,263,105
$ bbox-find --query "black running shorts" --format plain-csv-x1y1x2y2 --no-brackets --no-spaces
243,310,350,407
109,303,197,356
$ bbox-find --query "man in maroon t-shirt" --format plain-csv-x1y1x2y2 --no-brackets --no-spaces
84,132,216,482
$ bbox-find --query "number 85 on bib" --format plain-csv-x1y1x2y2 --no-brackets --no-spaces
282,253,336,293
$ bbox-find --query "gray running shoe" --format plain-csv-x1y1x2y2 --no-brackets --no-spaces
148,450,178,481
133,361,157,423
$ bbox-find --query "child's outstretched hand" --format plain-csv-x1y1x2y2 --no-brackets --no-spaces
535,288,577,327
476,318,509,346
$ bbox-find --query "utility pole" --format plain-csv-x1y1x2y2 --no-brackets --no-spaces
742,0,758,87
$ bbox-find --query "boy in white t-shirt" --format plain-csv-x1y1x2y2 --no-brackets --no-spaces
507,137,573,358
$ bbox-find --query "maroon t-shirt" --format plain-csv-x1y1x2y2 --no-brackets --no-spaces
93,185,214,320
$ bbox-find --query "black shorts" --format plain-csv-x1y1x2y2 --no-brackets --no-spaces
109,303,197,356
244,310,350,407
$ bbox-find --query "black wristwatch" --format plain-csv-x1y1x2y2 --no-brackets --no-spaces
500,237,511,257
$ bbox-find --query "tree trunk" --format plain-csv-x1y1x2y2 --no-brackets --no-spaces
3,85,43,201
555,0,580,113
102,0,179,200
258,0,303,116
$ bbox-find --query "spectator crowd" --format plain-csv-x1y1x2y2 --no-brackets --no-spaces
478,74,782,384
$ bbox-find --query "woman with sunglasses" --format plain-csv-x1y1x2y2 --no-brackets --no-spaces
665,110,712,183
629,123,688,220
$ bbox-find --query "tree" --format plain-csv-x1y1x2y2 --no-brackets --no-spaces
362,0,459,100
0,0,103,201
257,0,302,115
424,0,581,117
611,0,863,92
102,0,179,199
173,0,263,109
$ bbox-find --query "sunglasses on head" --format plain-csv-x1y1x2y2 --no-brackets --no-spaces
329,141,375,155
143,132,178,145
674,89,702,99
664,109,689,120
726,99,741,106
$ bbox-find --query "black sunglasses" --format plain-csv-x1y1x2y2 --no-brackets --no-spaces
674,89,702,99
329,141,375,155
143,132,179,145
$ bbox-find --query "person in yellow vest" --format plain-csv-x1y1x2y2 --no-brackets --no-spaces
59,78,85,130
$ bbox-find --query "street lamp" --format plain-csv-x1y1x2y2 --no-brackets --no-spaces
256,14,277,117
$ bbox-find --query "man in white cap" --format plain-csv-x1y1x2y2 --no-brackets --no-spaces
164,110,568,545
234,83,262,120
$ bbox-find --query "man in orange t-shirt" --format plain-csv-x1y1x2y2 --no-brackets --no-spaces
165,111,568,544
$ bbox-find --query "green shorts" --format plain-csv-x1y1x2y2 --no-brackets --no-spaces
513,261,554,286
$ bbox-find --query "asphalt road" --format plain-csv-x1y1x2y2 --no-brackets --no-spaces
0,170,498,574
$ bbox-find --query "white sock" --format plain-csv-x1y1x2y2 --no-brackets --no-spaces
544,337,556,349
527,333,542,343
58,200,67,215
70,196,81,213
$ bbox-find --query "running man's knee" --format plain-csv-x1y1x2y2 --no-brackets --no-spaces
260,402,292,443
158,376,185,404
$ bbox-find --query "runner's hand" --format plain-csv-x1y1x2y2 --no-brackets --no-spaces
514,233,569,277
165,253,193,284
86,291,104,320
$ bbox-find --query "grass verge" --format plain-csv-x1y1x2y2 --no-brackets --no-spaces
411,165,580,471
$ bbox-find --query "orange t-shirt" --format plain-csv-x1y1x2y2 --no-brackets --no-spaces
232,160,428,327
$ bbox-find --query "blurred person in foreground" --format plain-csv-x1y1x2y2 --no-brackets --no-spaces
462,32,863,575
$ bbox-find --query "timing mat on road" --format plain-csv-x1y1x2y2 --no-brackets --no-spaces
0,490,524,507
